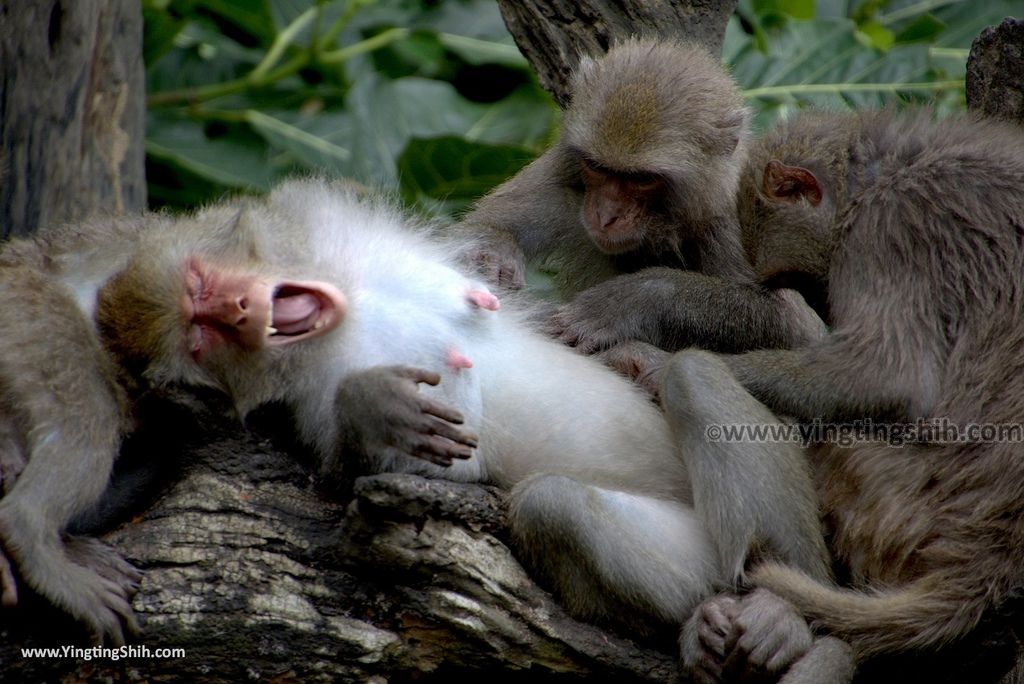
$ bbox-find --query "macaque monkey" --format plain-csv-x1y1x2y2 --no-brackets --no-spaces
0,218,150,645
89,179,828,637
455,38,824,355
685,109,1024,682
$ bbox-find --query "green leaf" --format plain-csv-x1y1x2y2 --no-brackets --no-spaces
857,20,896,51
398,136,533,214
752,0,815,20
730,16,963,130
146,111,278,190
894,14,945,43
244,109,353,170
191,0,276,45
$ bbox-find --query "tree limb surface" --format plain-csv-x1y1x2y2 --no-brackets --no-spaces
0,425,675,682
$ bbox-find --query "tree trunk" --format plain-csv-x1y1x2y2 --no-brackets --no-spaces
0,0,146,238
966,17,1024,125
496,0,737,107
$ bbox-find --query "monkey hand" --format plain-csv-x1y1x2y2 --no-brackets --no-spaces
596,341,670,400
774,289,828,347
680,593,740,683
458,231,527,290
337,366,479,468
722,589,813,682
547,277,657,353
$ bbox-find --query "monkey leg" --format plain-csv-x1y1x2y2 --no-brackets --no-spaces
508,473,718,630
661,349,830,584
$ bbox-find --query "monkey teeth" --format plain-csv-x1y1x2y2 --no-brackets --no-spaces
267,326,279,336
313,320,325,330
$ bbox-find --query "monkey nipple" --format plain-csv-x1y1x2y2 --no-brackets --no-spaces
466,289,500,312
446,347,474,372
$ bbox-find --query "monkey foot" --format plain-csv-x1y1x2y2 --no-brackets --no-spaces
466,289,500,311
65,536,143,597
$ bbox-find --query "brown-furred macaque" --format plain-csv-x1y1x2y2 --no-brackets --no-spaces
454,38,825,356
87,179,830,639
683,108,1024,683
0,219,151,645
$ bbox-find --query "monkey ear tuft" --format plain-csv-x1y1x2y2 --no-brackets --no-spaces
762,160,823,206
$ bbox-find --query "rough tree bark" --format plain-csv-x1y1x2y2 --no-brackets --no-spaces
966,17,1024,125
0,0,146,238
496,0,737,107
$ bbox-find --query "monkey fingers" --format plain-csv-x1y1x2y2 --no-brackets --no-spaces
680,594,739,683
596,341,670,399
393,366,442,387
461,243,526,291
410,431,477,467
547,306,616,354
723,589,813,679
65,536,143,596
87,573,140,646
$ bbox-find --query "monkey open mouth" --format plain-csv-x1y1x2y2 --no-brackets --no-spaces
267,282,347,345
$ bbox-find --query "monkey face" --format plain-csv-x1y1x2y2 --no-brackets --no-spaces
578,157,667,255
184,257,346,363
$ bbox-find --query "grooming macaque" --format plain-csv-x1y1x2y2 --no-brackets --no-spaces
684,109,1024,682
455,38,824,355
123,179,833,630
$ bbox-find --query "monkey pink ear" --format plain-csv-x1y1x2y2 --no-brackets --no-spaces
762,160,823,206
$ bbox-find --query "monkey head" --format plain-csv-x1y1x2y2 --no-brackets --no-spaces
561,38,749,255
97,207,346,409
737,154,838,321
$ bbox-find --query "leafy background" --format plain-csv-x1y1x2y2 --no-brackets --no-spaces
144,0,1023,214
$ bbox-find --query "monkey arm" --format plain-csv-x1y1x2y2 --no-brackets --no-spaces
548,267,825,354
723,342,919,423
454,146,581,289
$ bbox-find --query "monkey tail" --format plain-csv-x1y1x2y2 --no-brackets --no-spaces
750,562,995,659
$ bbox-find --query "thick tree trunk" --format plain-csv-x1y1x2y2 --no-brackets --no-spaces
0,0,145,238
496,0,737,107
966,17,1024,125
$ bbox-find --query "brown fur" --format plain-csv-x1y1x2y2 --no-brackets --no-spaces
0,217,149,643
727,108,1024,672
455,38,824,355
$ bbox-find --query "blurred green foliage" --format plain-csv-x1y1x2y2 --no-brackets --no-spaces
144,0,1023,213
